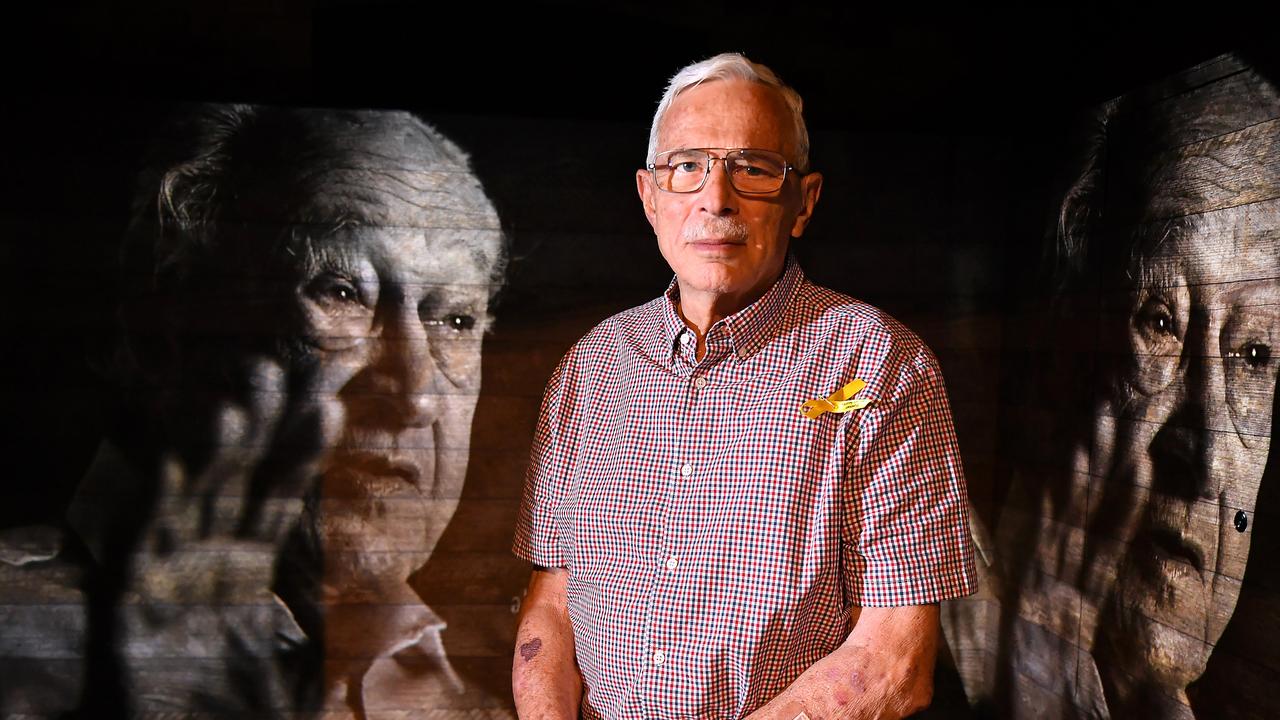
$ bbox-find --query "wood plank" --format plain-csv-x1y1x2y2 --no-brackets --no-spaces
1120,59,1280,150
415,552,530,606
1006,614,1085,714
1111,119,1280,221
1118,54,1254,109
940,597,999,702
0,657,84,716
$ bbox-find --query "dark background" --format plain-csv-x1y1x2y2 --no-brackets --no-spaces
4,2,1269,126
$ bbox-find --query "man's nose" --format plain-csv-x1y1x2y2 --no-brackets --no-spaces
355,302,441,429
698,158,739,216
1147,312,1233,501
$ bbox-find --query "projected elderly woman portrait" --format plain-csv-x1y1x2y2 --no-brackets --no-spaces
1083,67,1279,717
0,104,507,717
998,56,1279,719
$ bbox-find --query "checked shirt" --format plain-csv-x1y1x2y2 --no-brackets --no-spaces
513,256,976,718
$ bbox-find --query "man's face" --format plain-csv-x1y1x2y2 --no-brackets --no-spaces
1099,194,1279,695
292,170,503,600
636,79,821,307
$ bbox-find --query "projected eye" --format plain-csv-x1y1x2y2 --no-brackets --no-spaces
1127,294,1183,396
306,275,364,308
422,313,476,332
329,284,357,303
1136,300,1176,338
444,314,475,332
1234,342,1271,369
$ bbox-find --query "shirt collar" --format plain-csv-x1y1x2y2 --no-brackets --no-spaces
657,253,805,365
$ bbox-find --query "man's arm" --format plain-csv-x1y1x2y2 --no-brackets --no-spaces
746,604,938,720
512,567,582,718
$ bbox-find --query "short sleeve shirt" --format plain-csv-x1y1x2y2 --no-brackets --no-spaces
512,256,976,719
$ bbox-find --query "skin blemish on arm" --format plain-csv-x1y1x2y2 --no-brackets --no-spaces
852,671,867,692
519,637,543,662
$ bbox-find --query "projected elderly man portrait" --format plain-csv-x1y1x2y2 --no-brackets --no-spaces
24,104,506,716
1003,57,1279,719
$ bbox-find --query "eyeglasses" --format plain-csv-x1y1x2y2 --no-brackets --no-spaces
647,148,795,194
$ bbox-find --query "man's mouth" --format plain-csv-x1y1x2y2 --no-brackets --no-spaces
1146,525,1205,580
325,450,423,495
683,217,749,245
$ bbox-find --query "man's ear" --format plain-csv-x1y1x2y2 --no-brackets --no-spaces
789,171,823,238
636,168,658,230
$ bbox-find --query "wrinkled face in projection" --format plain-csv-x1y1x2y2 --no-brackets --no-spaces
1098,107,1279,703
290,147,503,601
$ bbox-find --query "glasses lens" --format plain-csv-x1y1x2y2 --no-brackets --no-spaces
727,150,787,193
657,150,710,192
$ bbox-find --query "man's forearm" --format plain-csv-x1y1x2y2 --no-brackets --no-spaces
512,569,582,718
745,605,938,720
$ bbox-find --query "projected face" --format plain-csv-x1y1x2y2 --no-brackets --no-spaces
1091,109,1279,712
296,172,503,604
68,107,507,715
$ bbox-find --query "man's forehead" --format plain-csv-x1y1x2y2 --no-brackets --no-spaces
299,165,501,232
312,224,504,278
659,79,794,151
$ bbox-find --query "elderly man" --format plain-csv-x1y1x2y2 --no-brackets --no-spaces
512,53,976,719
0,104,506,717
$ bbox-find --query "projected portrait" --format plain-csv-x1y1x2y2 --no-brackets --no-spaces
996,55,1280,718
0,104,507,717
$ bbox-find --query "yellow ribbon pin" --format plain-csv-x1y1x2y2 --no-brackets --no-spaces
800,379,871,419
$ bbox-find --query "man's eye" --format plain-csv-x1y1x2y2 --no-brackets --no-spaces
674,161,701,173
1135,301,1176,338
447,314,475,331
427,314,476,332
307,276,362,306
1238,342,1271,368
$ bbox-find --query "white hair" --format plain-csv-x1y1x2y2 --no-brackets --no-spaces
645,52,811,173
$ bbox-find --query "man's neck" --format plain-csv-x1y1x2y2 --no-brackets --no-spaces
674,273,779,361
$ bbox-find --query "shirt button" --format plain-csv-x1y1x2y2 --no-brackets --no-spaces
652,650,666,665
737,348,748,359
665,556,679,571
693,376,707,389
679,463,692,477
679,332,693,345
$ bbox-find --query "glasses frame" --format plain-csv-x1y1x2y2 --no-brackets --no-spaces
646,147,797,195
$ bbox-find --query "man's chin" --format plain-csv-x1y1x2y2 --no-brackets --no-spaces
1097,587,1211,709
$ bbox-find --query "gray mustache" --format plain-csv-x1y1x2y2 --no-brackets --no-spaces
682,217,749,242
